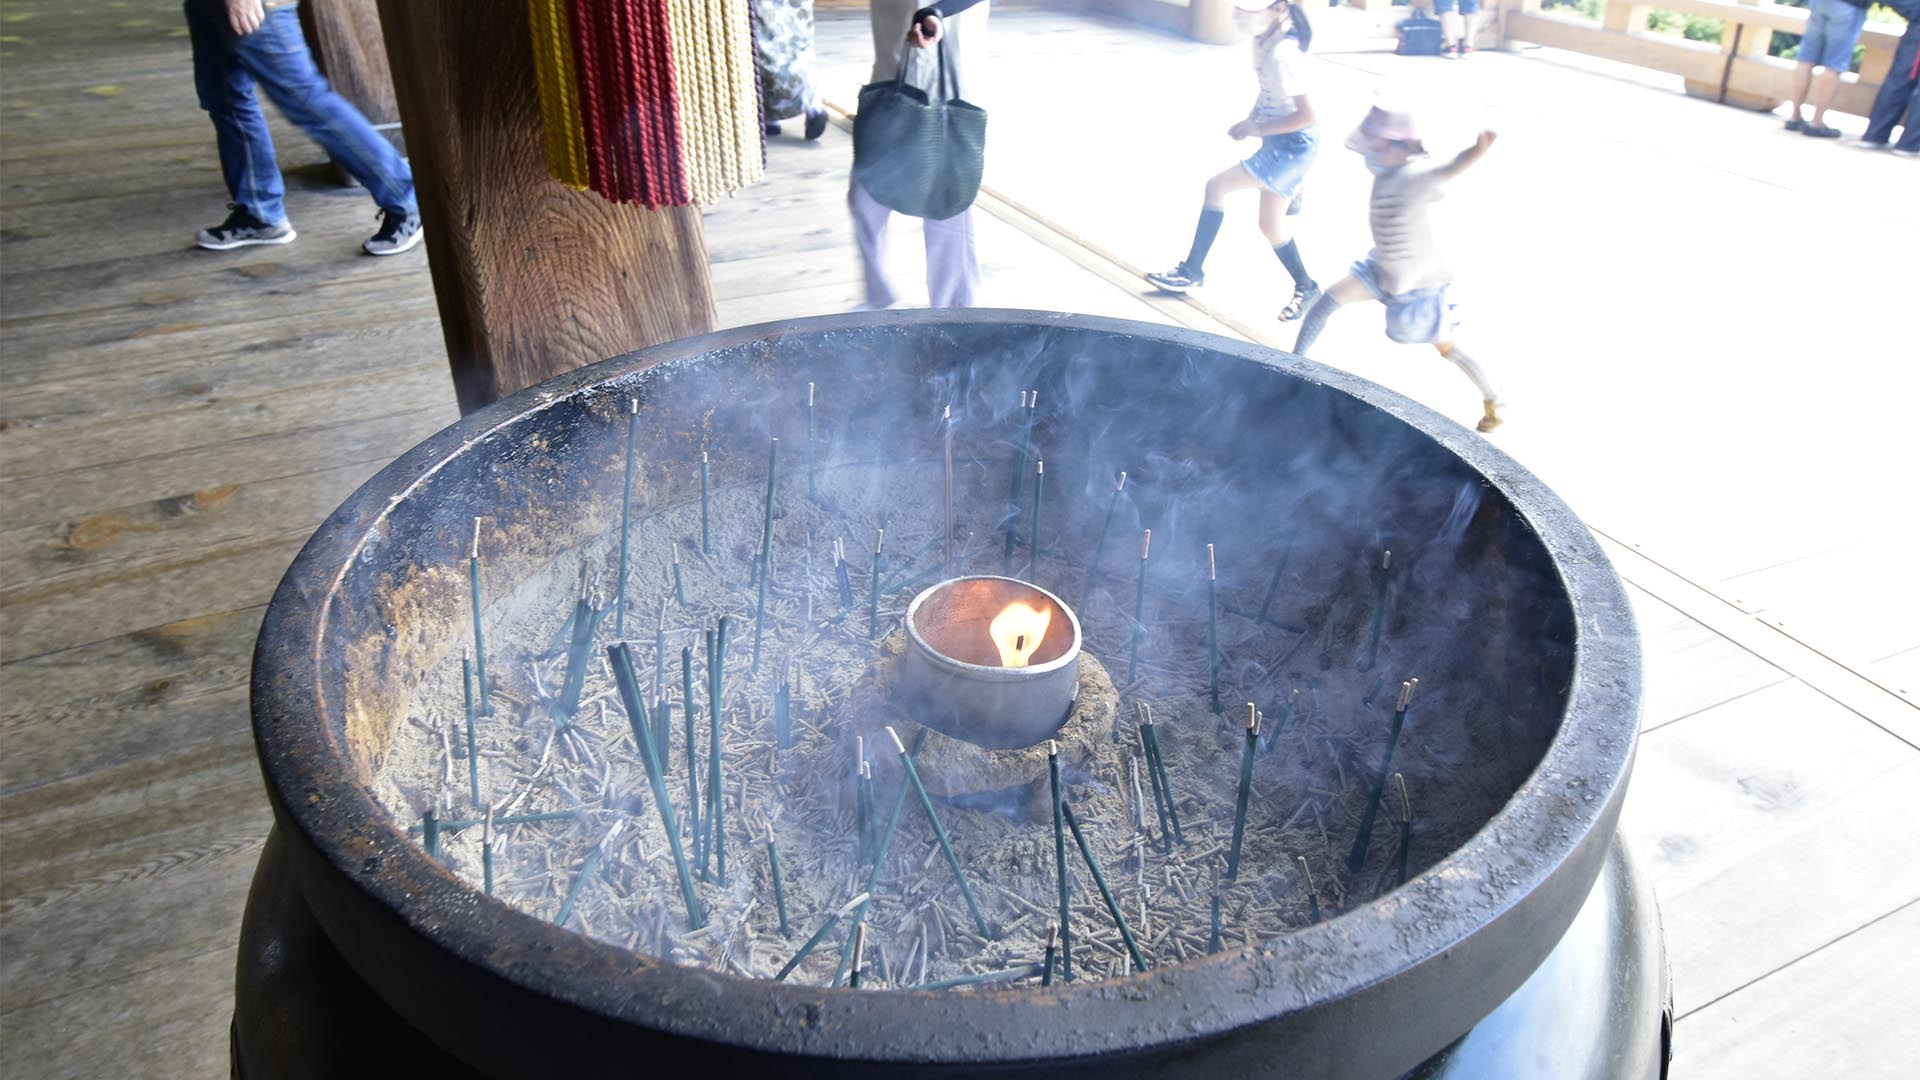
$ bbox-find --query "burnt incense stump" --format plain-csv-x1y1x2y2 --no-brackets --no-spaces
241,310,1668,1079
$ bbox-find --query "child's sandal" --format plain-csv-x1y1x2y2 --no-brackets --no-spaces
1279,284,1319,322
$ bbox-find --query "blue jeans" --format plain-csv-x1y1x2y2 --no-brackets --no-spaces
1864,20,1920,150
184,2,415,223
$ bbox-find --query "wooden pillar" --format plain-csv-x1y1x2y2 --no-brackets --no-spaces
301,0,402,154
375,0,717,415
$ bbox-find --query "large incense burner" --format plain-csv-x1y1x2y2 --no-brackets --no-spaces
238,310,1668,1078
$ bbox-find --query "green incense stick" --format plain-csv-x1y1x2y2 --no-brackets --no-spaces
1135,706,1174,850
1142,712,1181,844
699,452,711,555
1394,773,1413,887
806,382,817,501
481,806,495,895
422,808,440,861
753,437,778,673
682,644,700,853
1206,543,1221,715
849,921,867,988
462,649,481,810
1226,704,1260,881
887,725,993,938
1348,679,1416,874
1362,549,1392,672
776,891,869,982
554,593,596,724
1262,688,1301,755
1127,529,1151,682
1300,856,1322,924
832,729,927,988
609,642,704,928
1046,741,1074,982
867,528,884,639
1081,471,1126,604
1257,525,1299,623
1027,459,1045,576
1041,924,1058,987
1207,889,1222,953
468,518,490,714
616,397,638,636
672,547,686,606
1061,800,1147,973
768,835,792,937
555,821,621,928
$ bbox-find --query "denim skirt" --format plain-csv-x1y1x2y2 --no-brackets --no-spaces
1240,127,1319,198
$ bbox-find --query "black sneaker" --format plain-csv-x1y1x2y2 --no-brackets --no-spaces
1146,265,1204,293
363,208,423,256
195,205,295,251
805,107,828,141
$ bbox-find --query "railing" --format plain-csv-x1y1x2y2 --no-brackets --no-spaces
1486,0,1903,117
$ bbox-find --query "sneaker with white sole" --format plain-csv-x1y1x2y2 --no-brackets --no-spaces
1146,265,1204,293
363,208,423,256
196,205,295,251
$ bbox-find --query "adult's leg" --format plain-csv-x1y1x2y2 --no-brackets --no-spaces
229,8,415,213
184,0,285,224
848,178,900,309
1864,28,1920,144
923,207,981,308
1808,67,1844,128
1898,82,1920,151
1291,275,1370,355
1788,61,1814,122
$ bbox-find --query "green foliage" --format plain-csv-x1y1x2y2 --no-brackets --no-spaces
1647,7,1726,42
1542,0,1605,20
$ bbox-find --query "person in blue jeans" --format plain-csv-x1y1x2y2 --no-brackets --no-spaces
184,0,421,254
1146,0,1323,322
1784,0,1873,139
1859,0,1920,154
1431,0,1481,57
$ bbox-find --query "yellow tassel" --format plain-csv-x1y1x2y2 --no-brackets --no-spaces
526,0,589,189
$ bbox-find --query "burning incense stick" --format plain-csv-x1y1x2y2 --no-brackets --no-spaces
914,964,1046,991
1298,856,1321,924
867,528,885,639
707,640,730,885
855,741,875,862
1394,773,1412,886
616,397,639,636
469,518,490,714
672,546,686,606
1003,390,1037,575
555,821,623,928
699,452,712,556
1362,550,1392,672
1041,924,1058,987
554,584,599,724
422,808,440,861
1136,703,1178,849
1347,678,1417,873
609,643,704,928
652,601,670,752
833,729,928,987
834,538,853,608
849,921,867,988
1206,544,1222,715
1127,529,1152,682
768,833,792,937
1262,688,1301,755
888,726,993,938
942,404,955,575
1257,526,1299,623
806,382,817,502
1226,704,1260,880
1081,471,1127,604
1061,800,1147,973
481,805,495,895
776,891,870,982
1027,459,1045,577
682,645,700,847
774,665,793,750
462,649,481,810
1207,886,1223,953
753,437,779,673
1047,740,1073,982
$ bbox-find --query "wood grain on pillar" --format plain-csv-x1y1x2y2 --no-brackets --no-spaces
374,0,717,414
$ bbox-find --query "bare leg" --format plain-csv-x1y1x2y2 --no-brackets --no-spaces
1789,61,1814,121
1460,11,1478,47
1809,68,1842,128
1441,12,1463,49
1257,190,1293,248
1204,161,1262,206
1435,341,1504,431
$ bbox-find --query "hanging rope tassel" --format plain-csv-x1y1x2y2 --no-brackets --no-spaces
525,0,589,188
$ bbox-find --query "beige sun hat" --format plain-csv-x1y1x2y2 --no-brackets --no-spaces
1345,106,1428,155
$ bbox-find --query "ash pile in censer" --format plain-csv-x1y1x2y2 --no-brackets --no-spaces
368,323,1571,995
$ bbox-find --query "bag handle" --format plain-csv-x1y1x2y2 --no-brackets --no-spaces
892,33,961,102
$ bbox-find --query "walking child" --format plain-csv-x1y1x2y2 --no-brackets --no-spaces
1292,107,1507,433
1146,0,1322,322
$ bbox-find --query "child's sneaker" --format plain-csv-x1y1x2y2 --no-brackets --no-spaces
364,208,423,256
195,206,296,251
1146,265,1204,293
1476,398,1505,433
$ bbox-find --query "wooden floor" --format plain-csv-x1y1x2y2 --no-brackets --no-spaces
1,3,1914,1078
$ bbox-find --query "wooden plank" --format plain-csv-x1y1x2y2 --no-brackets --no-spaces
1674,900,1919,1080
1719,543,1920,681
1621,581,1788,732
1621,679,1920,1017
0,945,237,1080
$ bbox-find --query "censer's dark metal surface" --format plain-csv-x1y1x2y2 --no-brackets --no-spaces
239,310,1667,1078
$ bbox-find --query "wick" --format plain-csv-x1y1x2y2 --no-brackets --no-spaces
1140,529,1152,560
1207,543,1216,581
1014,634,1027,652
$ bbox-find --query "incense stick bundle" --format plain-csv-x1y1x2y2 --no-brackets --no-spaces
1081,471,1127,604
1262,688,1301,755
849,921,867,988
608,643,704,927
888,726,993,938
422,808,440,861
1226,704,1260,880
554,589,599,723
1061,800,1147,973
1041,924,1058,987
1347,679,1417,873
616,397,639,636
1207,887,1222,953
1136,703,1179,849
1127,529,1151,682
1048,740,1073,982
833,729,927,987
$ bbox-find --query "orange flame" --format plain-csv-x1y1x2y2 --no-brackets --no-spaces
989,600,1052,668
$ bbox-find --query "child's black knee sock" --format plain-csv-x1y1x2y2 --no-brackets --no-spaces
1291,292,1340,355
1182,207,1225,274
1272,240,1315,291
